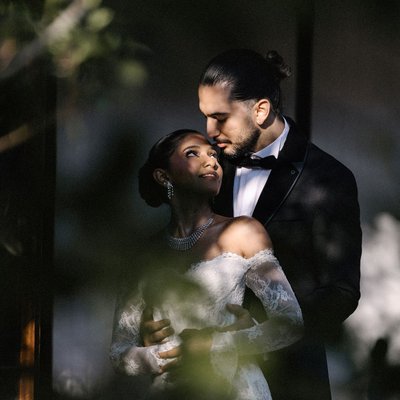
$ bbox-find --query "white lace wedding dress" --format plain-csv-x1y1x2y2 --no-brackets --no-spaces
110,249,303,399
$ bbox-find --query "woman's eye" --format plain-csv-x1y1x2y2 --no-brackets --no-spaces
210,152,218,158
185,150,198,157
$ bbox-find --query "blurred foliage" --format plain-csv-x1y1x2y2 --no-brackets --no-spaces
0,0,149,95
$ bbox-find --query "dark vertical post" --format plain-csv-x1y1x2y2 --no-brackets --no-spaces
35,67,56,400
0,1,55,399
34,2,56,396
295,0,315,138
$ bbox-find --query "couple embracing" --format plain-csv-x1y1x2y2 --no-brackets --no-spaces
110,49,361,400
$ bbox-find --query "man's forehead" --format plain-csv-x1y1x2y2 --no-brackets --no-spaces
199,85,232,114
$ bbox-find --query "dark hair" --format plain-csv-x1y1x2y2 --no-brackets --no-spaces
199,49,291,113
138,129,203,207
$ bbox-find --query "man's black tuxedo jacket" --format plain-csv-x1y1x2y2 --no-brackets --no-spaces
213,118,362,400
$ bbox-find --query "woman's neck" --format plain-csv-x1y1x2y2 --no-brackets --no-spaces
168,201,214,238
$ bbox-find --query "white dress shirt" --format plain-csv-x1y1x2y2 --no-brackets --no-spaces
233,117,290,217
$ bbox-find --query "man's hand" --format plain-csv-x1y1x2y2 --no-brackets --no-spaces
140,306,175,347
180,328,213,358
217,303,256,332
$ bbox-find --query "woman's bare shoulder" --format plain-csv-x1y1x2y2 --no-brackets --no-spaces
214,215,273,257
212,214,259,234
226,215,268,234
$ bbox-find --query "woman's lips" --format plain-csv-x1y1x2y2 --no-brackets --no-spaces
200,172,219,179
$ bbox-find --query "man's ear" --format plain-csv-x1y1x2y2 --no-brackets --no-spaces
254,99,272,125
153,168,170,187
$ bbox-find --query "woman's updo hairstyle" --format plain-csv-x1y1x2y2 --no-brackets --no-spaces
199,49,291,114
138,129,202,207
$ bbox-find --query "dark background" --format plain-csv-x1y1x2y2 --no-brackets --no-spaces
54,1,400,399
1,0,399,399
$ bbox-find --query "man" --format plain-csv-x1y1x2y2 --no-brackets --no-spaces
142,49,362,399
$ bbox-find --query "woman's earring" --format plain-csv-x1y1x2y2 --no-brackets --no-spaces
166,181,174,200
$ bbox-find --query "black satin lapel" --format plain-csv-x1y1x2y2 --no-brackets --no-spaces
213,159,235,217
279,117,309,162
252,160,299,224
252,121,308,225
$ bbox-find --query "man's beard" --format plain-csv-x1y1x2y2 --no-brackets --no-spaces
223,127,261,163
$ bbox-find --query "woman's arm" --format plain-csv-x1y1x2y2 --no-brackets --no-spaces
181,250,304,385
110,283,163,376
209,251,304,384
211,250,304,358
214,216,303,355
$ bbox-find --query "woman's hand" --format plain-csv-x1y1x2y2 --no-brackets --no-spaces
174,304,255,361
217,303,256,332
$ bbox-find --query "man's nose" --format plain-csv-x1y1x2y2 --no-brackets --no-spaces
206,119,219,138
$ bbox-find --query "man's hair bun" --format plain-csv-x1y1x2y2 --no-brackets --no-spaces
265,50,292,82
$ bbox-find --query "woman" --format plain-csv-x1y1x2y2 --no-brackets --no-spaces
110,129,303,399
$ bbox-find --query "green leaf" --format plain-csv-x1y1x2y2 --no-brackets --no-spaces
86,8,114,32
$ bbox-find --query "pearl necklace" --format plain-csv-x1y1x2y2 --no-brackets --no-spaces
166,217,214,251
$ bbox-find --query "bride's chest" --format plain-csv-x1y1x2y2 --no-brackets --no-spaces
186,255,250,296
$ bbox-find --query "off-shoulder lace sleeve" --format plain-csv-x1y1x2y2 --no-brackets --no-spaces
109,281,164,376
210,250,303,377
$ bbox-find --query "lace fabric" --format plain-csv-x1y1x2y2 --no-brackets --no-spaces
110,249,303,399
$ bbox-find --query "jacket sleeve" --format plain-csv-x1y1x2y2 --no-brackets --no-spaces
301,163,362,335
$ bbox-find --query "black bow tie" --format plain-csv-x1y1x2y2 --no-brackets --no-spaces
234,155,277,170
